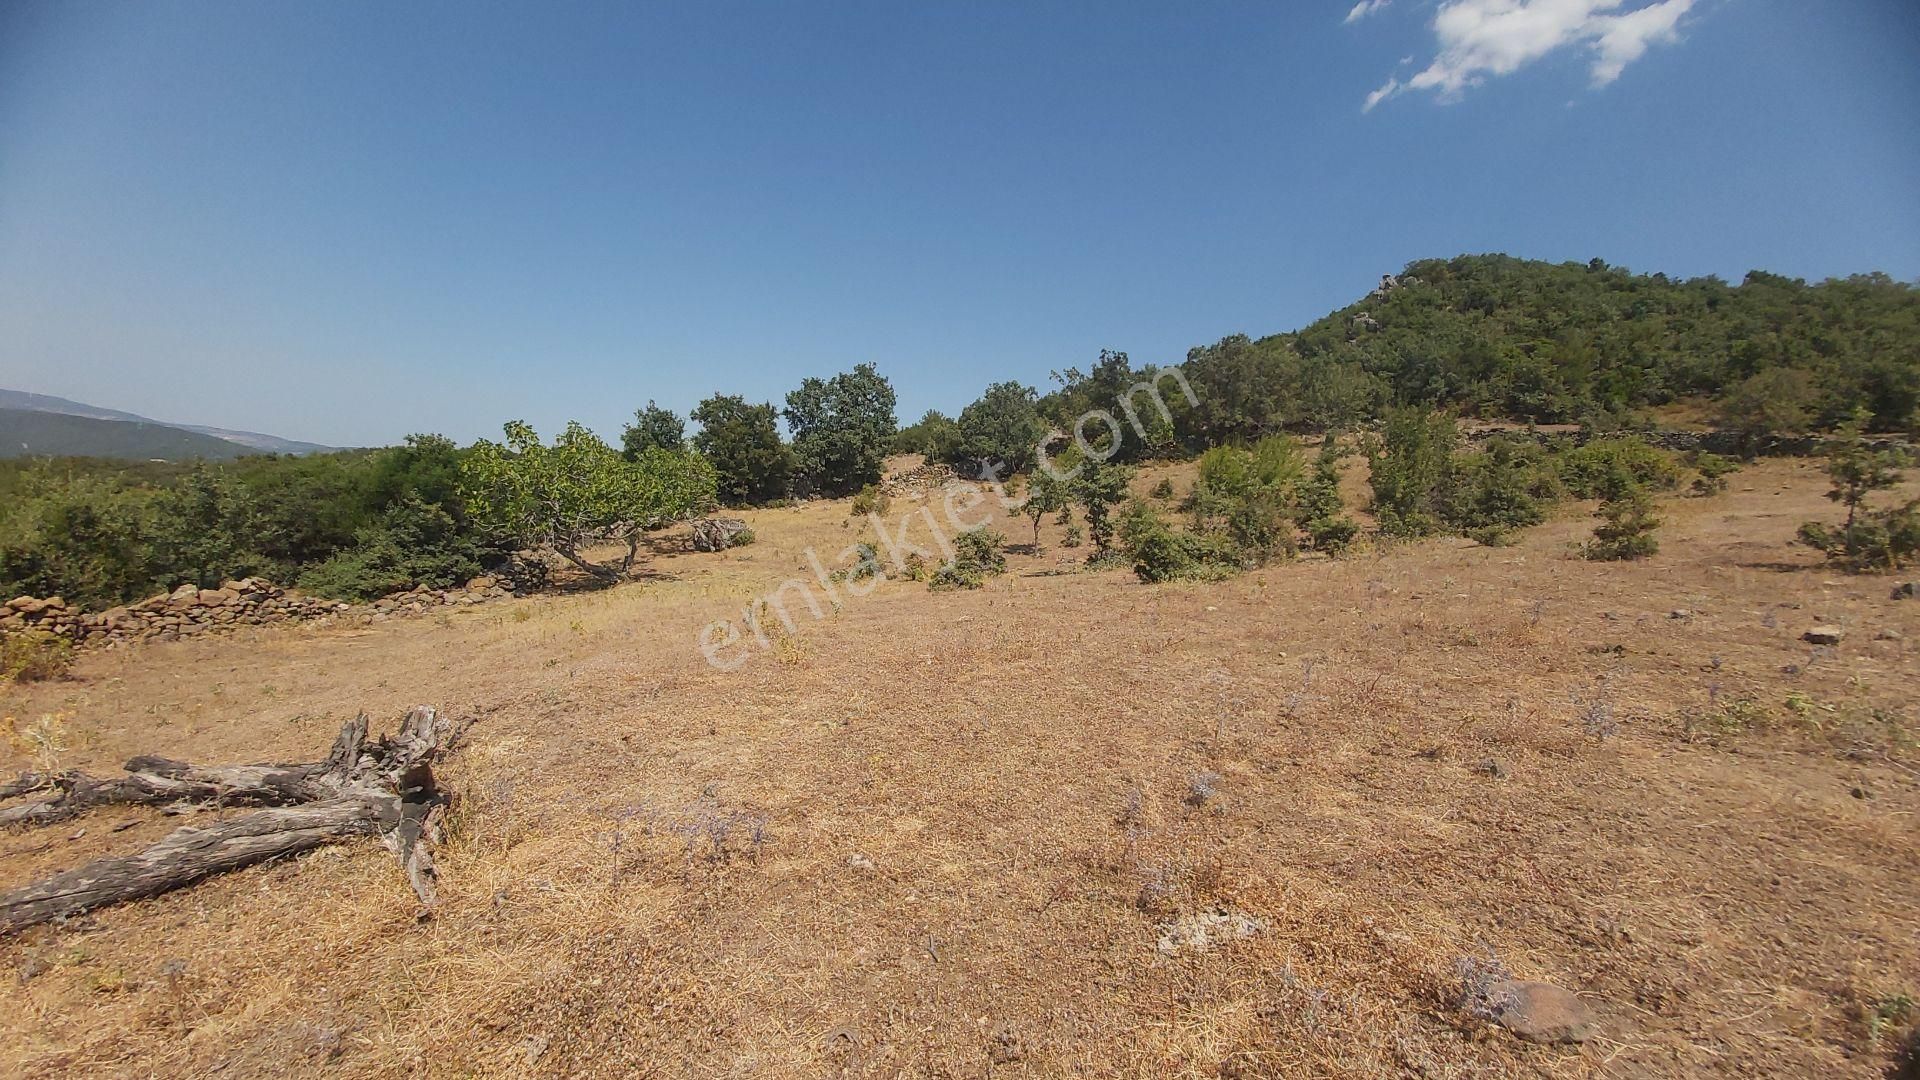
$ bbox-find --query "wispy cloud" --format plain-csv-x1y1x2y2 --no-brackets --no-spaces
1361,0,1697,111
1345,0,1393,24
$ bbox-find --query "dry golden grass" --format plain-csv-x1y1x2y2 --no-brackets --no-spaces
1,457,1916,1078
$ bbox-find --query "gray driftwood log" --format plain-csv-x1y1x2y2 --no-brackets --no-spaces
0,706,453,934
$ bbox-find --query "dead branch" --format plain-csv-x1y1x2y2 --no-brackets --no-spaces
0,706,454,934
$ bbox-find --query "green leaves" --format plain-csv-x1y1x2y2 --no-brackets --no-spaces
461,420,716,580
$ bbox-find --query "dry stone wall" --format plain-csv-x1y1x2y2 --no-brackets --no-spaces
1,575,515,650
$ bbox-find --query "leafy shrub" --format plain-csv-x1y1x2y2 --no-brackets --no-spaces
1441,436,1563,544
730,528,756,547
930,529,1007,590
1799,502,1920,571
1559,437,1679,499
1150,477,1176,500
2,630,74,683
1366,408,1458,538
1688,452,1741,496
849,484,889,518
1797,412,1915,570
1306,514,1361,553
296,495,497,601
1121,502,1240,583
1062,522,1084,548
1585,484,1661,561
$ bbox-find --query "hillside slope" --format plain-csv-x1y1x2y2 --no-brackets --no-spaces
0,388,335,456
0,407,251,460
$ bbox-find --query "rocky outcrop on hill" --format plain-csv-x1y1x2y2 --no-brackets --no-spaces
1,575,516,650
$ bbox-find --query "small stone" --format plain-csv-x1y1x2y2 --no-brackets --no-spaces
1668,609,1692,620
1892,582,1915,600
1488,980,1596,1044
1802,626,1844,646
1876,628,1902,642
467,575,498,591
847,853,875,871
1474,757,1509,779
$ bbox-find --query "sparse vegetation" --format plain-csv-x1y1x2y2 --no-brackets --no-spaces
1,630,74,683
1798,411,1918,570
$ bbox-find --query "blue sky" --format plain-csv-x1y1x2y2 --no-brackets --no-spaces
1,1,1916,447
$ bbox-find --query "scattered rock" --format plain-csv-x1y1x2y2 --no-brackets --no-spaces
1155,909,1266,957
1473,757,1510,780
1802,626,1844,646
1892,582,1915,600
1876,628,1903,642
1487,980,1597,1044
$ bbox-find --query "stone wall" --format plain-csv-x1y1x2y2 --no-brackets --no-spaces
1,575,515,650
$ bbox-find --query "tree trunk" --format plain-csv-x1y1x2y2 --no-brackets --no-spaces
0,706,454,934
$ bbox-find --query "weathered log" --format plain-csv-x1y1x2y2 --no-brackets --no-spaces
0,706,453,934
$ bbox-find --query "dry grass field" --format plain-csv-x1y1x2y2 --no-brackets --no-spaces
1,456,1916,1078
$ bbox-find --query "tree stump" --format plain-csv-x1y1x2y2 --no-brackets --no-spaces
690,518,749,552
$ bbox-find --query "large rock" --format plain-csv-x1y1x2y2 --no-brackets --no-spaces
1488,980,1597,1044
1803,626,1844,646
198,588,238,607
690,518,749,552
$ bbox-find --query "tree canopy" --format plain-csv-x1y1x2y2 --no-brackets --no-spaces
784,363,897,496
460,420,715,582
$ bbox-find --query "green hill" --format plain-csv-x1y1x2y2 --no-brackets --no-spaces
0,408,252,461
1172,255,1920,443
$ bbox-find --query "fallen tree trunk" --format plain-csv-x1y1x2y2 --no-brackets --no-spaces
0,706,454,934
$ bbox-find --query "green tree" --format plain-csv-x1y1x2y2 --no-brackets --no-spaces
1072,459,1134,555
891,409,963,460
784,363,897,497
691,395,790,505
1717,367,1818,453
461,421,716,583
622,401,686,459
957,381,1048,475
1018,468,1070,548
1366,408,1458,538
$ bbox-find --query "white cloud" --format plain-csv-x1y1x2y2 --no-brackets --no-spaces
1345,0,1393,24
1367,0,1696,108
1363,77,1402,113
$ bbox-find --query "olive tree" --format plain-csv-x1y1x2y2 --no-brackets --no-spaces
461,420,716,582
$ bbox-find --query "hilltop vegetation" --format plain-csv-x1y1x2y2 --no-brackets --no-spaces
3,255,1916,611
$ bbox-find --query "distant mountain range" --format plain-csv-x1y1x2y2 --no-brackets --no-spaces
0,389,337,460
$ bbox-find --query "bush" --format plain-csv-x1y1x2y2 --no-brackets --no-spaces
1797,412,1913,570
1442,436,1563,544
1150,477,1176,500
849,484,890,518
730,528,756,547
1122,502,1240,583
2,630,74,683
1306,514,1361,553
1799,502,1920,571
930,529,1007,590
1689,452,1741,496
1366,408,1458,538
1586,485,1661,561
1559,437,1679,499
